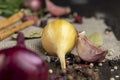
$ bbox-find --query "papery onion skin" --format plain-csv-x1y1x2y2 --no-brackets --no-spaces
76,31,107,62
0,32,48,80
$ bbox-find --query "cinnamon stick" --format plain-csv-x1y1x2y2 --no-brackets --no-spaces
0,12,24,30
0,20,34,40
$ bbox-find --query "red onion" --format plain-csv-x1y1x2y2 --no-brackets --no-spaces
73,13,83,24
74,16,83,24
76,31,107,62
0,32,48,80
23,0,42,11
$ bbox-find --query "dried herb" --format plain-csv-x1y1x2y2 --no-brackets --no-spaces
87,32,103,47
0,0,25,17
12,30,42,39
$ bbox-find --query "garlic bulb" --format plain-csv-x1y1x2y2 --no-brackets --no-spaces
41,19,77,70
76,31,107,62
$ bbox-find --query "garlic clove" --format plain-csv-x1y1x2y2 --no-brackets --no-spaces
76,31,107,62
46,0,71,17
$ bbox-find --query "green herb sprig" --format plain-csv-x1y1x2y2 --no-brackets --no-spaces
0,0,26,17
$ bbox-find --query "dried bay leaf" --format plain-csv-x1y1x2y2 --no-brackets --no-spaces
87,32,103,47
12,30,43,39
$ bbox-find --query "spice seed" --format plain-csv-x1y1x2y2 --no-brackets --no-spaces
114,66,118,70
110,69,114,72
67,75,74,80
89,63,94,68
98,63,103,67
110,77,115,80
115,75,119,78
49,69,53,74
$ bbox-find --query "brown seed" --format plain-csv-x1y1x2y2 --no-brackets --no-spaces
94,68,99,72
74,56,81,63
66,60,70,65
85,69,95,79
67,75,74,80
73,64,79,70
66,66,73,74
104,28,112,35
60,69,67,76
104,31,110,35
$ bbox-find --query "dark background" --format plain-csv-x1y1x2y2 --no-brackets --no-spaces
44,0,120,40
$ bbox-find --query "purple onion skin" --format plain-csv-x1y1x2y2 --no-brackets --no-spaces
23,0,42,11
0,32,48,80
74,16,83,24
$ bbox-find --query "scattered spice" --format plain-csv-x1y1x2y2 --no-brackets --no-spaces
107,49,114,56
73,13,83,24
45,52,120,80
110,77,115,80
104,28,112,35
67,74,74,80
114,66,118,70
89,63,94,68
115,75,119,78
45,53,97,79
98,63,103,67
101,59,106,63
49,69,53,74
111,69,114,72
74,56,81,64
94,68,99,72
40,19,47,28
66,60,70,65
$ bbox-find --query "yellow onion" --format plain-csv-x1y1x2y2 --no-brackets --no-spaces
41,19,77,70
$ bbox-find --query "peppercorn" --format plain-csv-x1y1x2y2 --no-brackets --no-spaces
104,28,112,35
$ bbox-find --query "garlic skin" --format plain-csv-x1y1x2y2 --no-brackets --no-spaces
76,31,107,62
41,19,77,70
